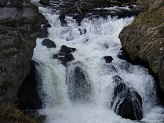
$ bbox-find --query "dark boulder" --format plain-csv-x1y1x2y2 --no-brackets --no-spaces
17,61,42,110
66,62,91,102
42,39,56,48
59,14,67,26
53,45,76,66
111,75,143,120
60,45,76,54
103,56,113,63
39,0,49,5
58,54,75,66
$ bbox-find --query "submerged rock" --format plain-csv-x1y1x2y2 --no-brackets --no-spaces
111,75,143,120
103,56,113,63
66,62,91,102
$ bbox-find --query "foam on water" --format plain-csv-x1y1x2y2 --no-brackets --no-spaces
32,4,164,123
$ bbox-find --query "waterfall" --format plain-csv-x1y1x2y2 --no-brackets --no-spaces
31,1,164,123
66,62,91,102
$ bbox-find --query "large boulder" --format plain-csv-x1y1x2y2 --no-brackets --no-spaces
119,0,164,102
0,0,45,102
111,75,143,120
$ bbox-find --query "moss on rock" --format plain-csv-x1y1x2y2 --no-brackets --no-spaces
119,0,164,101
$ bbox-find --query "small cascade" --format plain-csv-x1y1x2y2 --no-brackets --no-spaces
66,62,91,102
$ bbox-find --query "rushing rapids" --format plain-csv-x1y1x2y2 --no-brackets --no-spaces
31,0,164,123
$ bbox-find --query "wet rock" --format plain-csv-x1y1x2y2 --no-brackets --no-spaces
111,75,143,120
60,45,76,54
42,39,56,48
73,14,85,26
59,14,67,26
66,62,91,101
53,45,76,66
59,54,75,66
103,56,113,63
117,49,129,60
119,0,164,102
40,0,49,5
0,0,45,102
17,61,42,110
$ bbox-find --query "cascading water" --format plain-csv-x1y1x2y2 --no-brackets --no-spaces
32,0,164,123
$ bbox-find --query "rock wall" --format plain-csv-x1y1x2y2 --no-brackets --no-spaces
119,0,164,101
0,0,45,102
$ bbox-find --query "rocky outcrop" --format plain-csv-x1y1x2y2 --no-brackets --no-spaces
119,0,164,100
0,0,45,102
17,61,42,109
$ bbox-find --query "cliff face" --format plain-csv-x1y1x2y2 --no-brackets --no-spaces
119,0,164,98
0,0,44,102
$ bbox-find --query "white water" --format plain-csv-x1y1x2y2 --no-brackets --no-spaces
32,1,164,123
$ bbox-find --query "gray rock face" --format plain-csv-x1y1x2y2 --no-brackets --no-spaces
0,0,44,102
119,0,164,99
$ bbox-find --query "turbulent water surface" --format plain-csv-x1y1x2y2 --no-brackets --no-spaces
32,1,164,123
